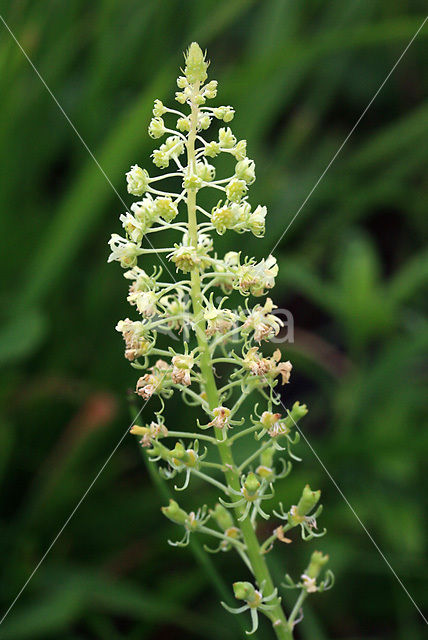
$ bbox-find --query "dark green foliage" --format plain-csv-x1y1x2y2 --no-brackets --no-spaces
0,1,427,638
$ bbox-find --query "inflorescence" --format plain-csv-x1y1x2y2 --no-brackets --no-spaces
109,43,333,639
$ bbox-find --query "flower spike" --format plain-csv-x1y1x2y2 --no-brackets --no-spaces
109,41,332,640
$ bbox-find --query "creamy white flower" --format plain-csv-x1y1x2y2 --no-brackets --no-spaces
130,196,156,233
195,160,215,182
108,234,140,268
126,165,149,196
211,203,239,234
218,127,236,148
169,245,201,272
148,116,166,139
159,294,190,330
224,251,240,267
236,255,278,296
207,406,231,429
128,290,158,317
171,352,194,385
204,304,236,336
152,99,166,117
301,574,317,593
115,318,152,360
248,205,267,237
153,197,178,223
123,266,155,292
242,298,282,343
181,231,213,253
119,211,144,244
235,157,255,184
255,255,278,290
225,178,247,203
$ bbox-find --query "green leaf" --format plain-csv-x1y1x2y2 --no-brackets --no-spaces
0,309,47,366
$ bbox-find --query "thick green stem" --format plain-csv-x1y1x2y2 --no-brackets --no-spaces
185,87,292,640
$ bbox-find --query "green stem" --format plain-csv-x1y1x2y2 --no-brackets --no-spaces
238,439,273,473
199,526,247,552
228,424,259,444
287,590,307,628
259,532,278,555
217,379,244,395
185,84,292,640
168,430,217,443
201,461,227,471
211,357,240,365
229,390,251,418
191,468,229,494
260,524,291,554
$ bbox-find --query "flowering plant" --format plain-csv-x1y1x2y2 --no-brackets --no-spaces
109,43,333,638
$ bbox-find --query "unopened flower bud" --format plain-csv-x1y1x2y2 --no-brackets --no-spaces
260,445,275,469
162,499,188,525
171,442,185,459
196,161,215,182
153,197,178,223
177,117,190,132
153,99,167,117
219,127,236,148
184,42,208,84
226,178,247,203
235,158,256,184
290,401,308,421
129,425,150,436
213,106,235,121
203,80,218,99
204,141,221,158
244,472,260,496
222,107,235,122
248,205,267,237
305,550,329,580
297,485,321,517
233,581,256,602
175,91,187,104
170,443,198,467
194,93,206,106
211,503,234,530
198,114,212,130
183,173,203,190
232,140,247,161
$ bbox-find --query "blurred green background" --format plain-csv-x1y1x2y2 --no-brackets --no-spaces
0,1,427,638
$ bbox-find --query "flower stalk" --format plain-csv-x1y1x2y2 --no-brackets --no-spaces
109,42,333,639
